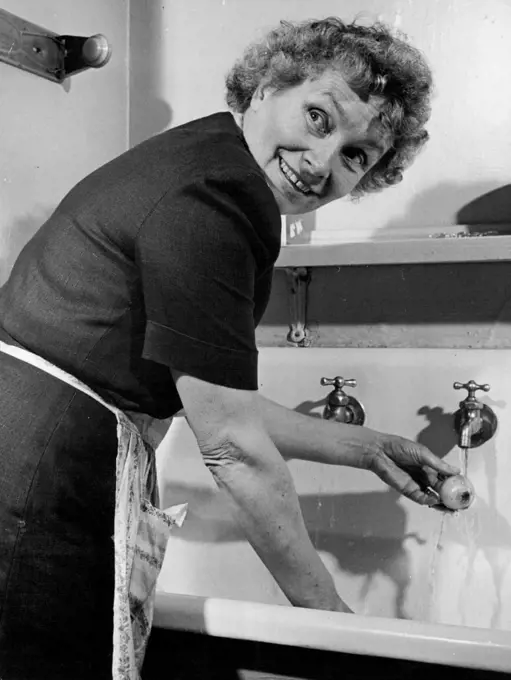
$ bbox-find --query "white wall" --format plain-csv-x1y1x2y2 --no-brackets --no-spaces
3,1,508,271
129,0,511,244
0,0,129,281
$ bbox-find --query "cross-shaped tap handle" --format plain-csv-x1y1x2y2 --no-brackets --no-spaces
453,380,490,397
320,377,357,390
453,380,490,409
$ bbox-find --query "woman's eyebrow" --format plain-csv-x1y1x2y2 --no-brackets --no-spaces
321,89,391,154
323,91,350,124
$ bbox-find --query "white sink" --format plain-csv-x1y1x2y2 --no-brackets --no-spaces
154,347,511,671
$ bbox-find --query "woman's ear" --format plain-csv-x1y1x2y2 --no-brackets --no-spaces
249,80,272,111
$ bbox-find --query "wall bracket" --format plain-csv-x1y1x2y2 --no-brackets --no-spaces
285,267,312,347
0,9,111,84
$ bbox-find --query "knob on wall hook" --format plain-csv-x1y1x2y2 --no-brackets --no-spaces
285,267,311,346
0,9,112,83
80,34,111,68
59,33,112,77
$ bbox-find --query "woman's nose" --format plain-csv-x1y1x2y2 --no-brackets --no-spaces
300,142,339,186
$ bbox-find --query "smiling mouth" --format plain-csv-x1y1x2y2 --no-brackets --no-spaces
278,156,313,196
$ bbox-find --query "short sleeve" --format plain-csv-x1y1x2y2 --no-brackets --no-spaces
136,166,276,391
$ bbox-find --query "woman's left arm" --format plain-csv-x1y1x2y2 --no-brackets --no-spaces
259,395,459,505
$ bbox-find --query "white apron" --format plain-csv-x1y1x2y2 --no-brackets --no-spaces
0,341,187,680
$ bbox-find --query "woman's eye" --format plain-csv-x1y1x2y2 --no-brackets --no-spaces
308,109,328,133
344,147,368,168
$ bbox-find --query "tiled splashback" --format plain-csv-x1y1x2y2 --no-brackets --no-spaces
156,347,511,629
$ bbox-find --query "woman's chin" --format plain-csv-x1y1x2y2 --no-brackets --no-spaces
273,191,315,216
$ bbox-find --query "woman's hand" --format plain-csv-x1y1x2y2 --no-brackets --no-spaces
364,434,460,506
258,395,460,506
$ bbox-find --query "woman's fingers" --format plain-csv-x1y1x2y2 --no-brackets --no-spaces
416,445,460,477
375,439,460,505
376,456,439,506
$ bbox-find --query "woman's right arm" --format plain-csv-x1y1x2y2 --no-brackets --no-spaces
170,368,352,613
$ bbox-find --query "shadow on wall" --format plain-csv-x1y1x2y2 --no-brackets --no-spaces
129,0,173,147
416,406,459,459
0,209,51,284
300,488,424,620
285,181,511,245
160,479,423,619
294,397,461,461
440,434,511,630
292,397,461,461
457,183,511,228
376,181,511,236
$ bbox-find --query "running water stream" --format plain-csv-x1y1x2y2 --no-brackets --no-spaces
460,446,469,476
428,446,471,621
427,444,509,627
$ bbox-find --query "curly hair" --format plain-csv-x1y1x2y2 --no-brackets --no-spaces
225,17,433,197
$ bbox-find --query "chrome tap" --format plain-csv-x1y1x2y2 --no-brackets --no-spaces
320,376,366,425
453,380,497,448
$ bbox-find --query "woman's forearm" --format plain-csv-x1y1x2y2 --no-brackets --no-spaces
173,371,352,611
202,424,351,612
259,394,381,467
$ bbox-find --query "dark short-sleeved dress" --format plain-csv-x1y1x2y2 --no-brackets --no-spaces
0,112,281,679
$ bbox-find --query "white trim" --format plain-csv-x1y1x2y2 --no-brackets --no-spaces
154,592,511,673
276,230,511,267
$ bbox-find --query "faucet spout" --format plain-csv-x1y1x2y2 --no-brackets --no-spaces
458,408,483,448
453,380,497,449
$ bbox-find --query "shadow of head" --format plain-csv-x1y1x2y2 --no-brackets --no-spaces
379,181,511,235
457,184,511,230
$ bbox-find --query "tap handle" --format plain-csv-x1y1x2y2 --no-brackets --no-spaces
321,377,357,391
453,380,490,408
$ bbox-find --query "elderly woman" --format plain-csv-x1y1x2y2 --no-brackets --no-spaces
0,16,457,680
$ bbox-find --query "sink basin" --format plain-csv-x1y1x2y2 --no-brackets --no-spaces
153,347,511,672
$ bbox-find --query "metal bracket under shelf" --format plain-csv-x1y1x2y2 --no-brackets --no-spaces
285,267,312,347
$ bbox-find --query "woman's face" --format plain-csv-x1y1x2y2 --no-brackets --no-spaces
240,69,392,215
